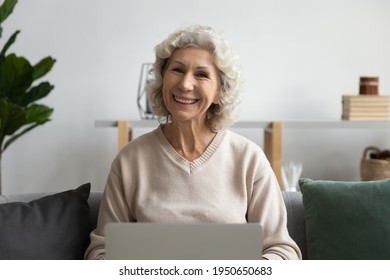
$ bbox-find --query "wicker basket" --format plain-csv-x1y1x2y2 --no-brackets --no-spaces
360,146,390,181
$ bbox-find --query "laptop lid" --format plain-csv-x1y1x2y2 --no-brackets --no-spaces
105,223,262,260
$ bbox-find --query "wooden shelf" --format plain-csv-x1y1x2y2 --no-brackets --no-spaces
279,120,390,129
95,119,390,130
95,120,271,129
95,119,390,186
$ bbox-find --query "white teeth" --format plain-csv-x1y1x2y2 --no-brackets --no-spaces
174,95,197,104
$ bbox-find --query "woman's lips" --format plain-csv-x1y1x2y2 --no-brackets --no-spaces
173,94,198,104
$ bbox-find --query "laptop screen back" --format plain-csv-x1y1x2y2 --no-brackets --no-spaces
105,223,262,260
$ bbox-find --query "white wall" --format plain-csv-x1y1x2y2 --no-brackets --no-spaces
2,0,390,193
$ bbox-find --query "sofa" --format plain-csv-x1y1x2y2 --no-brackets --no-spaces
0,183,307,260
1,178,390,260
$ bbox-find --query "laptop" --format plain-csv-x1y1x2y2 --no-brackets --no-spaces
105,223,263,260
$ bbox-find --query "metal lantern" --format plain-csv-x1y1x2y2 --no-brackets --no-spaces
137,63,156,119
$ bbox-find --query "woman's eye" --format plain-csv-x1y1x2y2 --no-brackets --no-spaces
196,72,208,78
172,67,184,73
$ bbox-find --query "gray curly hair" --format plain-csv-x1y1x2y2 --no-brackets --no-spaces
146,25,242,131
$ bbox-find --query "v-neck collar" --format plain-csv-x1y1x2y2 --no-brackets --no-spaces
155,125,225,174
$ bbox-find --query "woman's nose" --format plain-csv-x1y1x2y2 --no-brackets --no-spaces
178,73,195,92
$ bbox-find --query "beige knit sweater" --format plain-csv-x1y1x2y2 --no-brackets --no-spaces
85,126,302,260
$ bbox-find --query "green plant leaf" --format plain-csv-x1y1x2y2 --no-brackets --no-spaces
3,103,53,151
0,0,56,157
0,0,17,25
0,53,33,103
0,30,20,58
0,98,8,145
26,104,53,124
21,82,54,106
3,122,40,151
5,103,26,135
32,56,56,81
0,0,17,39
0,98,26,135
0,101,53,152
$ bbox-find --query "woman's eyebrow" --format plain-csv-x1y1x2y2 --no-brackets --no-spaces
170,60,213,71
170,60,185,66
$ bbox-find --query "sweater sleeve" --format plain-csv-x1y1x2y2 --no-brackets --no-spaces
84,158,133,260
247,163,302,260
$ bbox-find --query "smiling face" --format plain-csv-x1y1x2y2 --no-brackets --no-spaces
162,47,220,127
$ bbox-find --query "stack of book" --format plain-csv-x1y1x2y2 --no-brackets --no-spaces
342,95,389,121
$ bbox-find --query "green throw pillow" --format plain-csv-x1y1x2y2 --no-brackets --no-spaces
299,178,390,260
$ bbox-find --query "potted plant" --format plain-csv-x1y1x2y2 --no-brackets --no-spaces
0,0,56,194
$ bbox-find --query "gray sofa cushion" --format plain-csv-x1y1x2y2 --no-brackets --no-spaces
282,191,307,259
0,183,91,260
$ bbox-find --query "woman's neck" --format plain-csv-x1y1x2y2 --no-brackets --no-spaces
162,121,216,161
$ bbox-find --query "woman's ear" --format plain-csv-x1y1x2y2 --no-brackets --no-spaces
160,58,170,77
212,91,221,104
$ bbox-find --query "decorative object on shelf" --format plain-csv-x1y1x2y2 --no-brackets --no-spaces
360,146,390,181
0,0,56,194
359,76,379,95
341,95,389,121
136,62,156,120
281,161,303,191
341,76,388,121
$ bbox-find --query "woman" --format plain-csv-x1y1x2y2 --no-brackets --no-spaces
85,25,301,260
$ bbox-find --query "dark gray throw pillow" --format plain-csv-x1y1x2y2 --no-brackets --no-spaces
0,183,91,260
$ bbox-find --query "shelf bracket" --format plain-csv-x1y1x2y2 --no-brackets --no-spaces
264,121,283,187
117,120,132,150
